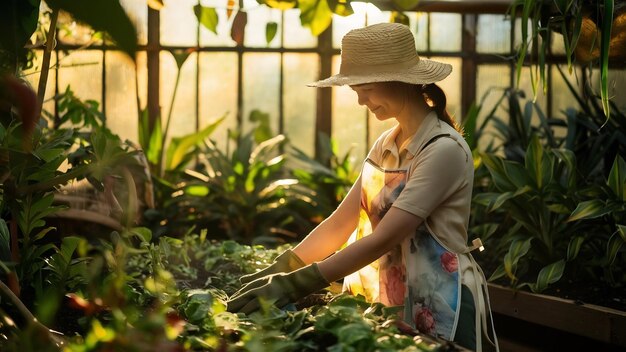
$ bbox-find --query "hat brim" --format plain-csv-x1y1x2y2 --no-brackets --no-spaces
307,59,452,88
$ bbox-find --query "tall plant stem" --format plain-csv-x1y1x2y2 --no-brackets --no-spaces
158,69,182,177
0,280,65,346
36,8,59,117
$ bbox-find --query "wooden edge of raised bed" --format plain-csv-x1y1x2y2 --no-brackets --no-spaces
487,283,626,347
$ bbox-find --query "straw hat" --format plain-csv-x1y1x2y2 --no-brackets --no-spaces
308,23,452,87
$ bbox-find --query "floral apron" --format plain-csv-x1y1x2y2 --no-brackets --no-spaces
342,137,462,340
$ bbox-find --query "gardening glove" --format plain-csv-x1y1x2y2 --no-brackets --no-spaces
227,263,329,314
239,249,305,284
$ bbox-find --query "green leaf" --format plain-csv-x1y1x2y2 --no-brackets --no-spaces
390,11,410,26
46,0,137,58
0,219,10,261
129,227,152,243
531,260,565,293
503,238,532,281
326,0,353,16
172,49,193,70
566,236,584,261
606,230,625,266
165,115,225,171
488,264,506,282
266,22,278,45
194,5,219,34
607,155,626,201
599,0,614,120
526,134,544,189
567,199,611,222
299,0,333,36
391,0,420,11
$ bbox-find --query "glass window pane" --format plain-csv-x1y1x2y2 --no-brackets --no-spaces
120,0,148,45
199,52,239,150
589,68,626,113
476,64,512,151
242,53,280,135
516,66,547,113
161,0,198,46
284,9,317,48
430,13,461,52
105,51,146,143
331,55,367,159
58,51,103,107
198,0,238,46
160,51,198,142
413,12,429,52
430,56,462,122
22,50,57,120
477,14,511,53
551,65,582,117
332,6,367,49
244,0,282,48
57,11,101,46
283,53,318,156
551,31,566,55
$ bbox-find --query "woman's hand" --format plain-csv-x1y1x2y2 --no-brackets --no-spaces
228,264,329,314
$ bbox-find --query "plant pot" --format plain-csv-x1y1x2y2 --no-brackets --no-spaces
487,284,626,351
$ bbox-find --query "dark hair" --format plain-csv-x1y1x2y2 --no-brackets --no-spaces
421,84,462,134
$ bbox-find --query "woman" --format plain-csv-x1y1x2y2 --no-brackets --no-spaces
228,22,499,351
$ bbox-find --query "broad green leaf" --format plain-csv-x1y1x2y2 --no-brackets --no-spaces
46,0,137,58
525,135,544,189
194,5,218,34
567,199,610,222
165,115,225,171
299,0,333,36
391,0,420,11
566,236,584,261
531,259,565,293
481,153,516,191
607,155,626,201
266,22,278,45
0,220,10,261
552,148,577,187
488,191,515,212
129,227,152,243
504,238,532,281
488,264,506,282
606,230,625,266
503,160,531,189
618,224,626,242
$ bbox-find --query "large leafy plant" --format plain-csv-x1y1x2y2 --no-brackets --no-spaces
510,0,626,119
154,113,317,245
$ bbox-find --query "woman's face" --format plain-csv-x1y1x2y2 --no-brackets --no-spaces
350,82,408,120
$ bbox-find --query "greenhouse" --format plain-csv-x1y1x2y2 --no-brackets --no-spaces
1,0,625,351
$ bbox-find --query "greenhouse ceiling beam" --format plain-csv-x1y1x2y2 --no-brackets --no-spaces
370,0,513,14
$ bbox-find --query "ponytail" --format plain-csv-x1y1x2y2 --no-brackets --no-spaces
421,84,462,134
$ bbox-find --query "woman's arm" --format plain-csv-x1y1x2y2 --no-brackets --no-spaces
292,174,362,264
317,206,423,282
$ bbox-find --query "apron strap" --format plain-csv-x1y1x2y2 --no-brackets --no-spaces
419,133,451,153
467,253,500,352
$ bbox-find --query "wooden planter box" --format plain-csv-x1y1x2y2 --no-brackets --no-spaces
487,284,626,351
